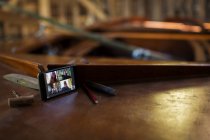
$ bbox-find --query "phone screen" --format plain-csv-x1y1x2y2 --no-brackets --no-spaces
44,66,76,99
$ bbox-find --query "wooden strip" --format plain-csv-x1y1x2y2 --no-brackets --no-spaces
124,0,131,17
38,0,51,21
166,0,175,17
151,0,162,20
105,32,210,40
62,40,99,56
13,34,74,53
72,0,81,27
107,0,117,18
0,9,38,25
78,0,107,20
137,0,145,17
197,0,205,21
0,54,44,77
2,53,210,84
186,0,193,17
48,63,210,84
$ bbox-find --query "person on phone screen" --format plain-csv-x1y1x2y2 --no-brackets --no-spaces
62,81,70,91
62,70,71,80
50,72,58,83
51,83,58,94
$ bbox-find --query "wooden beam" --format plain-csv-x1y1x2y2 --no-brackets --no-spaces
58,1,67,23
106,32,210,40
107,0,117,18
0,54,42,77
0,9,38,25
124,0,131,17
186,0,193,18
78,0,107,20
197,0,206,21
151,0,162,20
38,0,51,25
38,0,51,17
166,0,175,18
72,0,81,27
137,0,145,17
62,40,99,57
1,0,18,11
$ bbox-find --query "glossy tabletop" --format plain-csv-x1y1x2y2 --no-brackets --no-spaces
0,55,210,140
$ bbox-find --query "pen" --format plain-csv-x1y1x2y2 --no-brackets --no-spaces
82,84,99,104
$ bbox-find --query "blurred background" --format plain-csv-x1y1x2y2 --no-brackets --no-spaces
0,0,210,62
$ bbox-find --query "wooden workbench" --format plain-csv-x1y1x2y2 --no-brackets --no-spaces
0,55,210,140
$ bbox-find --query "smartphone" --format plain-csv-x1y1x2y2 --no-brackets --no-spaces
38,66,76,101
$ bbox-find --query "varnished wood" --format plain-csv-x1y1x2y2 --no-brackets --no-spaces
105,32,210,40
48,63,210,84
0,9,38,25
78,0,107,20
86,18,208,33
14,34,75,53
1,55,210,140
62,40,99,56
0,54,43,77
1,54,210,83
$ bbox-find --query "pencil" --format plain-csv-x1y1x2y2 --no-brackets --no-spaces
83,84,99,104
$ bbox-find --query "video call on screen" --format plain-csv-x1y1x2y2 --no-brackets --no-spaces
45,67,75,98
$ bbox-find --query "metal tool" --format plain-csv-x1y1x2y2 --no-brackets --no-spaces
8,90,34,107
3,73,39,90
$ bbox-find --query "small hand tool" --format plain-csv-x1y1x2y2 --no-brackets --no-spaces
8,90,34,107
3,74,39,90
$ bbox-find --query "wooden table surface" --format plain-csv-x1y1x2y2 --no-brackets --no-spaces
1,55,210,140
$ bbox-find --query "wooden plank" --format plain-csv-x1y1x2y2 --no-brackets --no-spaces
72,0,81,27
197,0,206,21
58,1,66,23
86,19,205,32
1,59,210,140
107,0,117,18
186,0,193,17
175,0,184,17
2,53,210,80
78,0,107,20
151,0,162,20
0,54,43,77
46,63,210,84
8,34,74,53
137,0,145,17
62,40,99,56
0,9,38,25
77,64,210,83
38,0,51,26
1,52,201,84
105,32,210,40
166,0,175,17
124,0,131,17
